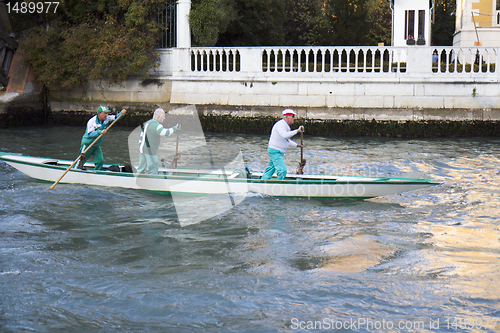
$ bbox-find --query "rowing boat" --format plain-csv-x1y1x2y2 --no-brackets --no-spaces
0,152,439,199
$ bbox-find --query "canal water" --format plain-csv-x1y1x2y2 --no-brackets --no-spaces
1,125,499,332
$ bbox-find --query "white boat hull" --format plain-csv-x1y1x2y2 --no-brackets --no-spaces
0,153,439,199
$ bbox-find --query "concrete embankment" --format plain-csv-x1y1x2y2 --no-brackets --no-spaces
3,45,500,137
2,99,498,138
0,92,48,127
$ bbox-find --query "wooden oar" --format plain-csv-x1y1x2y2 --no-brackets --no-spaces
47,112,124,190
170,129,180,168
296,131,306,174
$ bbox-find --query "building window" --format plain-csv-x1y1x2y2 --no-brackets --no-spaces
405,9,426,40
418,10,425,39
405,10,415,39
497,0,500,25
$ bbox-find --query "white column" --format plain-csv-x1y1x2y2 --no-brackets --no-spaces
177,0,191,48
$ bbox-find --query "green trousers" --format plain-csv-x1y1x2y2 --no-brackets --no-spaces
79,144,104,171
261,148,287,180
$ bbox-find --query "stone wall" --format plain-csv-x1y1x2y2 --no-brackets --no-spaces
0,92,47,127
39,45,500,125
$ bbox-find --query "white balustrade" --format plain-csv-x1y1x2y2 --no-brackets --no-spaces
160,46,500,111
165,46,499,80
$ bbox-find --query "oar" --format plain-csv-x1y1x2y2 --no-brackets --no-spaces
296,131,306,174
300,131,304,162
170,129,180,168
47,112,124,190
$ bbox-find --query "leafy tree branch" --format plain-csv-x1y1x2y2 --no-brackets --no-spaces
17,0,164,90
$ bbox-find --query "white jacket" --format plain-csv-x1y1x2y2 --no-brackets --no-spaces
268,119,298,153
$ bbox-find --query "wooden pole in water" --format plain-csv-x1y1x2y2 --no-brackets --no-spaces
297,131,306,174
170,130,180,168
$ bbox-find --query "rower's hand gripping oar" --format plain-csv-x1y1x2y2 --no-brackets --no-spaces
170,124,181,169
47,111,125,190
296,130,306,175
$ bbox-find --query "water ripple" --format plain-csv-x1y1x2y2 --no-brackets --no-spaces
0,128,499,331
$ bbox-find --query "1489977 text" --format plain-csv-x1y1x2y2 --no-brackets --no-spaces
6,2,59,14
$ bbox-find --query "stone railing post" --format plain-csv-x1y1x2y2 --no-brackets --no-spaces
176,0,191,48
170,48,192,74
406,46,432,77
496,48,500,79
238,47,264,75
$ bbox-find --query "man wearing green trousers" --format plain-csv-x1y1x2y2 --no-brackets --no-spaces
261,109,304,180
77,106,126,171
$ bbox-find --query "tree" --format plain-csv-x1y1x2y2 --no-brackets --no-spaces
215,0,286,46
365,0,391,46
432,0,456,45
189,0,390,47
189,0,237,46
189,0,286,46
16,0,164,90
284,0,327,46
323,0,370,46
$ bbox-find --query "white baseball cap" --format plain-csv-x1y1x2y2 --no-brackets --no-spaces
282,109,296,117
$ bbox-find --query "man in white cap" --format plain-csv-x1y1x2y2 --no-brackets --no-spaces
137,108,180,174
261,108,304,180
77,106,126,171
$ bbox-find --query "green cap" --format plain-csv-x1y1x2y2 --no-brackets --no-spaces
97,106,110,113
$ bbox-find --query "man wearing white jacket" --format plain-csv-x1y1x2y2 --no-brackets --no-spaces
137,108,180,174
77,106,126,171
261,109,304,180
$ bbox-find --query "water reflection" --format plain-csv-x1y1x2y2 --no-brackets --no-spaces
318,235,396,273
0,127,499,332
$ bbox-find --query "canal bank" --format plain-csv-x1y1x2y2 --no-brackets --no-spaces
2,102,499,138
0,92,49,127
2,45,500,137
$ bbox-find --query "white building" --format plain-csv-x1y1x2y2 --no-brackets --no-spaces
390,0,433,46
453,0,500,47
